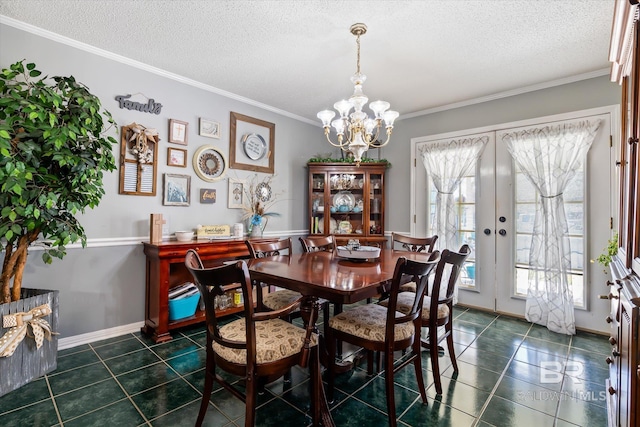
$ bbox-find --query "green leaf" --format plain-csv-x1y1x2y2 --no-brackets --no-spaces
0,59,117,272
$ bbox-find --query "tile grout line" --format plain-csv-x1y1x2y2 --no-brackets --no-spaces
93,333,153,426
470,317,534,427
44,373,63,426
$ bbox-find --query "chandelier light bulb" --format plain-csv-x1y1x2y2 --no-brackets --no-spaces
317,23,397,164
317,110,336,127
383,110,400,128
369,100,390,119
333,99,353,118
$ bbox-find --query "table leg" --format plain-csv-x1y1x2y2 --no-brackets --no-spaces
300,297,335,427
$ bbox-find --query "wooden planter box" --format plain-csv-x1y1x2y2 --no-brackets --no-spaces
0,288,59,397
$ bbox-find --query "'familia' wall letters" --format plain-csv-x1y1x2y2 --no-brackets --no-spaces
115,94,163,115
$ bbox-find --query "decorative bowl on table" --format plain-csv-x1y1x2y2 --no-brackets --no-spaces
336,245,381,262
175,231,194,242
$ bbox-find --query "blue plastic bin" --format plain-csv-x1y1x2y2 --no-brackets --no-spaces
168,292,200,321
466,265,476,280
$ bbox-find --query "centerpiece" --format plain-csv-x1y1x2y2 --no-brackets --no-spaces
241,174,280,238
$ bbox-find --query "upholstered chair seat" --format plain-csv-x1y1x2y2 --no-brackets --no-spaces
262,289,303,313
328,304,414,343
214,317,318,365
380,293,450,321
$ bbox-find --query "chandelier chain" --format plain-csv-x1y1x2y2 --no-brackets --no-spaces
356,34,361,75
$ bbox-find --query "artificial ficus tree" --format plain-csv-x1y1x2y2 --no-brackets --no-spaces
0,60,117,303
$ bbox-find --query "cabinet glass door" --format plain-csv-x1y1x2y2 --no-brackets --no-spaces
369,172,383,236
310,173,326,235
330,172,365,238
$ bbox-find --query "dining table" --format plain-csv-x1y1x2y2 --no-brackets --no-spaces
247,248,433,427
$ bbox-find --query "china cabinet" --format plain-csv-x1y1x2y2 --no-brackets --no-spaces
141,238,273,343
307,162,388,247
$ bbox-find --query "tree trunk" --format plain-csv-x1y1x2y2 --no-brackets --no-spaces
0,242,12,303
1,230,39,303
11,248,28,302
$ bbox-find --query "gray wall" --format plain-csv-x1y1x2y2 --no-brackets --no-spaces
384,75,620,233
0,23,324,338
1,21,622,340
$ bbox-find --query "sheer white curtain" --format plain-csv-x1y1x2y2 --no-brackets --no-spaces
420,136,488,251
502,119,601,335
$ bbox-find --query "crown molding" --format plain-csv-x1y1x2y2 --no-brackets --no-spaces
0,15,316,126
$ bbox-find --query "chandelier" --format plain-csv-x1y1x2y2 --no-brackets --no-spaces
317,23,399,165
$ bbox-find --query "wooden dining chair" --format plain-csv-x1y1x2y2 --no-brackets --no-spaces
389,244,471,395
299,235,340,351
299,235,335,253
245,238,303,314
185,249,319,427
326,253,440,427
391,232,438,293
391,232,438,253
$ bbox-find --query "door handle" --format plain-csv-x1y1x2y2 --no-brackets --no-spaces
498,229,506,236
484,228,492,235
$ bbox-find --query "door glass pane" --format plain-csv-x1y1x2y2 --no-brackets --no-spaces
513,165,586,308
429,173,477,288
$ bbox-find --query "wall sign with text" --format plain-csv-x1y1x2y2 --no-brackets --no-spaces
115,94,163,115
200,188,216,204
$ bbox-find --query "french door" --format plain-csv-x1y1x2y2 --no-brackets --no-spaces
410,107,615,330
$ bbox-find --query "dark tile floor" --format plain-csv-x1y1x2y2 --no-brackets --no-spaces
0,307,610,426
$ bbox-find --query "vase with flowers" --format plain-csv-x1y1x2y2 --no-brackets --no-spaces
241,174,281,238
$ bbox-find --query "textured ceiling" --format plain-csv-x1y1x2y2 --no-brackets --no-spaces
0,0,615,124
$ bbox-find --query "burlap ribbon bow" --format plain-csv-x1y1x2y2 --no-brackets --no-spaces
0,304,56,358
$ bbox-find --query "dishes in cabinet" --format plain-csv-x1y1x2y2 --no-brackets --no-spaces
330,174,355,190
338,220,353,234
318,217,338,234
333,191,355,211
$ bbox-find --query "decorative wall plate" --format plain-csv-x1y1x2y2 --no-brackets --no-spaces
193,145,227,182
242,133,267,160
255,181,272,202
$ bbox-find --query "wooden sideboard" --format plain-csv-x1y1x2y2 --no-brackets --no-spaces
141,238,272,343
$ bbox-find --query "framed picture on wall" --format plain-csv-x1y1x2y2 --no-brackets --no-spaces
199,118,220,139
163,173,190,206
229,112,275,174
169,119,188,145
167,147,187,167
228,178,246,209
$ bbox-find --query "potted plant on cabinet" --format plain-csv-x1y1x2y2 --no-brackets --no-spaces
0,60,117,396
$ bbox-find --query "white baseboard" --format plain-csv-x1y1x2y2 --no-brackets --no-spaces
58,322,145,350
